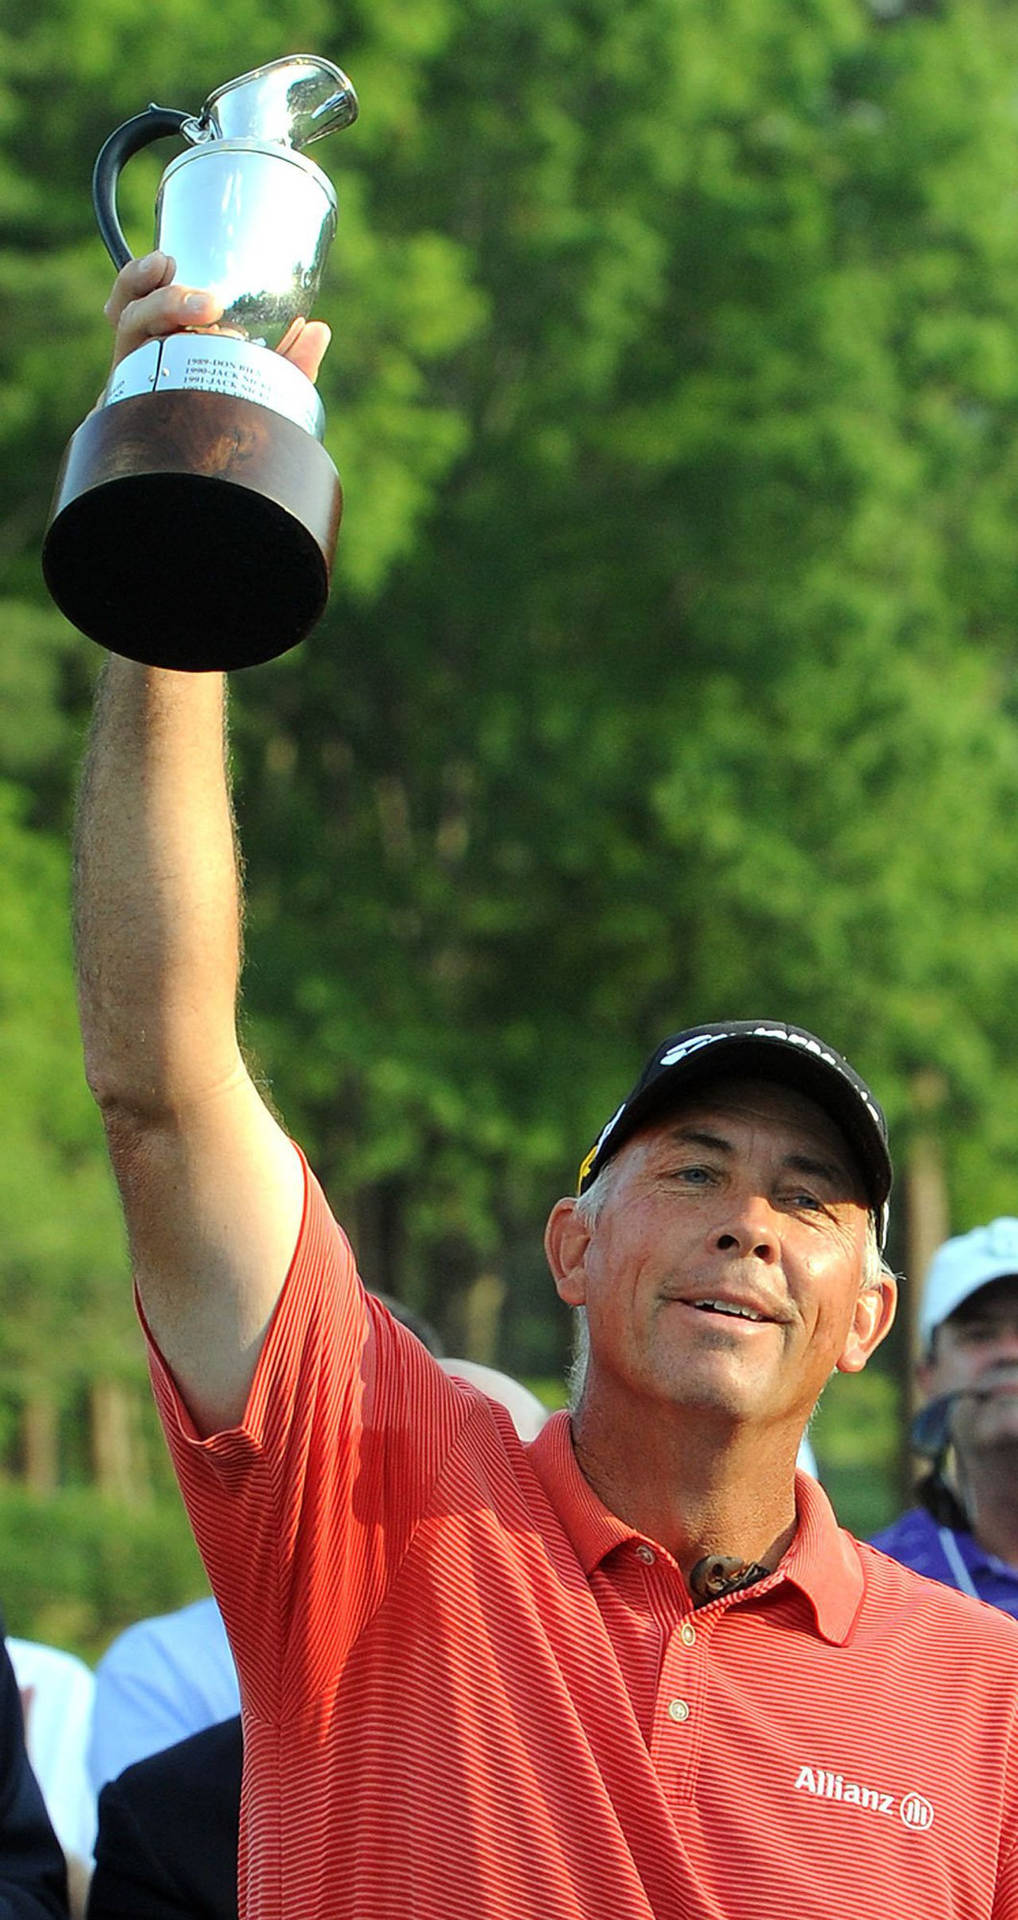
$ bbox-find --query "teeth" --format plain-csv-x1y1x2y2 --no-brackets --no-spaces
694,1300,763,1322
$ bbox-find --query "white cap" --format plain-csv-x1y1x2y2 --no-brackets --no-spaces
920,1218,1018,1348
438,1359,550,1441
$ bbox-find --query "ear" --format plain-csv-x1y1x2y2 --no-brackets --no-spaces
836,1272,897,1375
544,1198,592,1308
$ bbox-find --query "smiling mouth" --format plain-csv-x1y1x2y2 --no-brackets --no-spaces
688,1299,767,1324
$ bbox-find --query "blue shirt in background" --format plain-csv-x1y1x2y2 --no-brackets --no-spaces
87,1595,239,1794
872,1506,1018,1618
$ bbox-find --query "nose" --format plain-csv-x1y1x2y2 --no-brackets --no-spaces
713,1192,781,1264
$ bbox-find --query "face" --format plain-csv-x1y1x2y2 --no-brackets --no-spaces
921,1278,1018,1459
546,1077,896,1434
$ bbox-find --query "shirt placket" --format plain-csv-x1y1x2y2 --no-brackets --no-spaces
648,1600,711,1802
626,1540,712,1804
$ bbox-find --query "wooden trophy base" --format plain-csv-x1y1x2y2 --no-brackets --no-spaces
41,389,343,671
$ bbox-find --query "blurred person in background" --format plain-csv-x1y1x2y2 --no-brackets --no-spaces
87,1596,236,1799
86,1716,240,1920
7,1638,94,1917
0,1620,69,1917
872,1218,1018,1610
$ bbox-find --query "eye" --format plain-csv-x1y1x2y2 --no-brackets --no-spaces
783,1189,827,1214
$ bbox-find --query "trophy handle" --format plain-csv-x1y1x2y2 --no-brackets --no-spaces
92,106,192,269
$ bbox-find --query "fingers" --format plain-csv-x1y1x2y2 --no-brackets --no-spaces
104,252,224,371
276,318,332,384
103,250,176,326
103,253,331,383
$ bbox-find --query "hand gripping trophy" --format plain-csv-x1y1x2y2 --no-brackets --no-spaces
42,55,358,670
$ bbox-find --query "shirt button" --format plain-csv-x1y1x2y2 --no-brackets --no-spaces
667,1698,691,1723
680,1623,696,1647
636,1544,655,1564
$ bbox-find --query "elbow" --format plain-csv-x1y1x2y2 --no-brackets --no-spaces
81,1031,182,1156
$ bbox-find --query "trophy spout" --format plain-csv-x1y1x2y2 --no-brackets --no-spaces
199,55,358,149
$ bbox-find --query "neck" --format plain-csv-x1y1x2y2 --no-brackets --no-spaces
570,1396,800,1586
958,1454,1018,1568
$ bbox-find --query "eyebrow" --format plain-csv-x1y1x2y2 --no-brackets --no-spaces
784,1151,853,1189
665,1126,735,1158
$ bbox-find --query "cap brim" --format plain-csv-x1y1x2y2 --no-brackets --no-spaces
589,1034,891,1219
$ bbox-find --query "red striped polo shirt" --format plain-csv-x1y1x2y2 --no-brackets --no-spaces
147,1159,1018,1919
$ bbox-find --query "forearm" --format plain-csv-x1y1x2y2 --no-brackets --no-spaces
73,655,305,1429
74,659,244,1125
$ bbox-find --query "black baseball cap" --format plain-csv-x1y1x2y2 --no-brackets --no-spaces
576,1021,892,1247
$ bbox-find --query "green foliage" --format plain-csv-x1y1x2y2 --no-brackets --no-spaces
0,1483,206,1661
811,1367,903,1540
0,759,134,1404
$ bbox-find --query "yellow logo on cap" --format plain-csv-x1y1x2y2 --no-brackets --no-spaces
577,1143,598,1191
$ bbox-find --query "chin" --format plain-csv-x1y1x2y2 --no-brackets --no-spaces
654,1372,780,1424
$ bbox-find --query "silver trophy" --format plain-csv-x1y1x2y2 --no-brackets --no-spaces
43,56,359,670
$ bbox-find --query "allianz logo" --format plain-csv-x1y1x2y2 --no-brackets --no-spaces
795,1766,934,1831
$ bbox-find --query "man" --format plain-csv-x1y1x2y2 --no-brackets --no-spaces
71,253,1018,1920
7,1637,94,1916
0,1622,69,1918
873,1217,1018,1609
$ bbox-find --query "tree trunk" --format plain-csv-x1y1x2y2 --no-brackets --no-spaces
455,1271,506,1365
21,1395,59,1494
901,1070,950,1501
91,1380,146,1504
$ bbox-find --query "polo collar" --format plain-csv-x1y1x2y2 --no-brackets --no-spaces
530,1411,645,1573
781,1467,865,1644
529,1410,864,1645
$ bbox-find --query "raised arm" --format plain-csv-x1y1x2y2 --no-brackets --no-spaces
72,256,327,1435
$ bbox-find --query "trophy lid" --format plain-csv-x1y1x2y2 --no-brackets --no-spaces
196,55,358,150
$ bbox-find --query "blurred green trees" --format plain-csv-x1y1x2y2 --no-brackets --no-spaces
3,0,1018,1636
